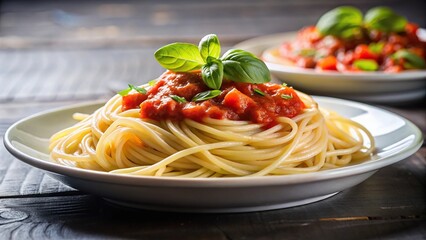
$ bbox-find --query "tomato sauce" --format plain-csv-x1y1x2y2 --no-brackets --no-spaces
278,23,426,72
122,71,305,128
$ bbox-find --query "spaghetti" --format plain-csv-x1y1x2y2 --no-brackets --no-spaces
49,81,375,177
49,34,375,177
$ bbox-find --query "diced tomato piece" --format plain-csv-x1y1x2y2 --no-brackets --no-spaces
139,100,156,119
316,56,337,70
222,88,255,115
341,50,355,65
205,105,226,119
405,22,419,35
122,93,147,111
140,97,181,120
354,44,379,61
181,103,207,121
383,43,397,55
251,108,274,127
297,26,321,43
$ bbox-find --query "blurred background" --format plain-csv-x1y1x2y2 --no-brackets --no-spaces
0,0,425,103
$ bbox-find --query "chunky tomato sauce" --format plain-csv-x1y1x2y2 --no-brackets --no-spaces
279,23,426,72
122,71,305,128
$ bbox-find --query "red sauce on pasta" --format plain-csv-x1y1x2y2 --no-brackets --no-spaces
122,71,305,128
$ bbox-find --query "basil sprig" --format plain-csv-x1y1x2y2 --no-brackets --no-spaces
317,6,363,38
222,49,271,84
202,57,224,89
118,84,147,96
392,50,426,69
368,42,385,54
316,6,408,38
170,95,187,103
192,90,222,102
154,34,271,90
253,88,265,96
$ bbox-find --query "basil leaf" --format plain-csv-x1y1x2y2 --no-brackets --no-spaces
118,84,146,96
192,90,222,102
365,7,407,33
154,43,205,72
368,42,385,54
353,59,379,71
253,88,265,96
199,34,221,61
221,49,271,83
282,83,288,87
170,95,187,103
316,6,363,38
131,84,147,94
201,57,224,89
281,94,293,100
298,48,316,57
392,50,426,69
118,87,132,96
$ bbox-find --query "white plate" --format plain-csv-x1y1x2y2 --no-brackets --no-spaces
235,32,426,104
3,98,423,213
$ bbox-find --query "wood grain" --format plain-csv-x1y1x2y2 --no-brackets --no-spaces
0,150,424,239
1,0,425,49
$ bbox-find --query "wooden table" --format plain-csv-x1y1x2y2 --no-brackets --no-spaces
1,1,425,239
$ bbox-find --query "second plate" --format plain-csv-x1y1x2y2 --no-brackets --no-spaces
235,32,426,104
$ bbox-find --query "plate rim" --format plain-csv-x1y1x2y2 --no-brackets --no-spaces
3,97,424,188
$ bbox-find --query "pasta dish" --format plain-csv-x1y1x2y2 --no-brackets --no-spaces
49,34,375,177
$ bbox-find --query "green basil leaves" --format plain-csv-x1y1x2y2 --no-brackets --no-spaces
222,49,271,84
118,84,147,96
368,42,385,54
365,7,407,33
253,88,265,96
316,6,408,38
192,90,222,102
154,34,271,90
202,57,224,89
199,34,221,60
392,50,426,69
317,6,363,38
154,43,204,72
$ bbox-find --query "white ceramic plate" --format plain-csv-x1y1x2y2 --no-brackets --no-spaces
3,98,423,213
235,32,426,104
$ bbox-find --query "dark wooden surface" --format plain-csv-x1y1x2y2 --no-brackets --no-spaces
1,1,425,239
